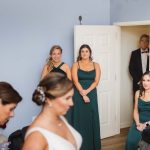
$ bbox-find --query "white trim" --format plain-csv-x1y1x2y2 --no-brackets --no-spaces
114,20,150,26
115,26,121,134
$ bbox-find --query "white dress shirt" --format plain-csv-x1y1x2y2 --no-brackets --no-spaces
141,48,148,73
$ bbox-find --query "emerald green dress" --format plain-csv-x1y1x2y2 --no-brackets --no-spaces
125,98,150,150
67,64,101,150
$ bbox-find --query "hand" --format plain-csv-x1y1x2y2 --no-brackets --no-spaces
83,95,90,103
136,123,146,131
80,90,88,96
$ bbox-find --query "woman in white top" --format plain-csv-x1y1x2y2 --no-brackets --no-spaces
22,72,82,150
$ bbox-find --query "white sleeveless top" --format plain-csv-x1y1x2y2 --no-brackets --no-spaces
25,116,82,150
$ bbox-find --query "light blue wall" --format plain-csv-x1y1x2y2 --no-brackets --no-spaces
110,0,150,24
0,0,110,136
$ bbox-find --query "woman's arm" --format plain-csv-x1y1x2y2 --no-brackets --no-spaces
41,64,49,80
22,132,47,150
133,91,146,131
133,91,140,125
64,64,72,80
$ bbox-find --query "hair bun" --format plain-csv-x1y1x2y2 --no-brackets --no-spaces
32,86,45,105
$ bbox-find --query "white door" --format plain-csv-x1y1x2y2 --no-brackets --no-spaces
74,25,121,138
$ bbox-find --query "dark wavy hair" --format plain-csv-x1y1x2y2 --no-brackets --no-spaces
139,71,150,97
76,44,93,61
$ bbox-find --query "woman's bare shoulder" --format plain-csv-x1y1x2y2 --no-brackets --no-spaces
72,62,78,66
63,63,70,68
93,61,99,66
43,64,49,69
23,128,46,150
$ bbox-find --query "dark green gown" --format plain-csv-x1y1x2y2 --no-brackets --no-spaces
125,98,150,150
67,66,101,150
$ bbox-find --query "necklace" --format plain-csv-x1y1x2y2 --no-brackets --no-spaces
49,118,63,127
41,114,63,127
57,122,63,127
48,117,63,127
49,120,63,127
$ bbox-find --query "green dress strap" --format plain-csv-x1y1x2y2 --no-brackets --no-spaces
57,62,64,68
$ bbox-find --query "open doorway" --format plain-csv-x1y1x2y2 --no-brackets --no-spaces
115,22,150,129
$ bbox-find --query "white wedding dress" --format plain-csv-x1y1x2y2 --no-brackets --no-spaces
25,116,82,150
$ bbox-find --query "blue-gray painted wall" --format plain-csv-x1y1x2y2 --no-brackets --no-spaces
0,0,110,136
110,0,150,23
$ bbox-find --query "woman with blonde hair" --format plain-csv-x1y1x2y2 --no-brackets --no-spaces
41,45,71,80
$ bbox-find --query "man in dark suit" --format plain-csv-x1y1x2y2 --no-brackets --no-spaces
129,34,149,95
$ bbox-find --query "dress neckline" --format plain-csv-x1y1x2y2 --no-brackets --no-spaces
53,62,64,68
31,116,77,150
78,68,95,72
139,97,150,103
36,127,76,149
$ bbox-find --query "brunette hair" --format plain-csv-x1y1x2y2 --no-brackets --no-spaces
139,71,150,97
0,82,22,105
76,44,93,61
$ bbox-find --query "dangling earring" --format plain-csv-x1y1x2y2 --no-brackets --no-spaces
48,103,53,108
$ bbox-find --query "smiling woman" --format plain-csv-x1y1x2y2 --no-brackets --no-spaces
0,82,22,126
41,45,71,80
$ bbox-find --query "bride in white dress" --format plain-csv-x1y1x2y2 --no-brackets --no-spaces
22,73,82,150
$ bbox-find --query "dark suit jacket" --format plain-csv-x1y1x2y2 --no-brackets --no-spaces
129,48,149,93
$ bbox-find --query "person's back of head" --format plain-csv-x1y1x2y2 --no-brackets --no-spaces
32,72,73,106
0,82,22,105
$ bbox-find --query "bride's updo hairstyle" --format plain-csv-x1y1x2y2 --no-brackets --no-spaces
32,72,73,105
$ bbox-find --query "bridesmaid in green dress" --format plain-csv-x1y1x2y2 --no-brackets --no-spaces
69,44,101,150
41,45,71,80
125,71,150,150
